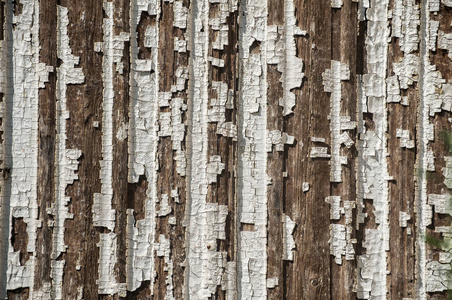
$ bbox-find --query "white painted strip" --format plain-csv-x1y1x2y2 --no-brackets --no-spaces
282,0,304,116
126,0,159,293
93,2,115,233
97,233,125,296
186,0,228,298
52,5,84,299
237,0,268,298
94,2,128,296
418,0,432,297
356,0,390,299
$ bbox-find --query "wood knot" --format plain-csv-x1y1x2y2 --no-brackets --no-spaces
309,277,321,287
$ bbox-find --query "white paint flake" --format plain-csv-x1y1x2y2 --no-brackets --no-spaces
266,130,295,152
173,1,188,29
266,0,304,116
443,157,452,189
386,76,401,103
310,147,331,158
430,0,440,11
323,61,351,183
393,54,419,90
207,156,225,184
399,211,410,227
266,277,278,289
392,0,419,54
396,128,415,149
282,214,296,261
329,224,346,265
221,261,237,300
438,30,452,60
331,0,343,8
428,20,440,51
174,37,187,52
208,81,236,141
155,234,175,300
325,196,355,264
157,194,172,217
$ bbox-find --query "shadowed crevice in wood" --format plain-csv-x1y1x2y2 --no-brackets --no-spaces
7,288,29,300
11,217,29,266
124,280,150,299
127,175,148,221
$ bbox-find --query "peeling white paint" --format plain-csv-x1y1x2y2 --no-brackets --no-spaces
49,6,85,299
326,196,355,264
266,130,294,152
438,30,452,60
266,277,278,289
443,157,452,189
282,214,295,261
221,261,237,300
173,1,188,29
310,147,331,158
207,155,225,184
266,0,305,116
396,128,415,149
323,60,350,183
331,0,343,8
157,194,172,217
155,234,175,300
126,0,160,293
237,0,268,297
399,211,410,227
97,233,126,296
329,224,346,265
356,0,390,297
0,0,49,296
185,0,231,298
392,0,419,54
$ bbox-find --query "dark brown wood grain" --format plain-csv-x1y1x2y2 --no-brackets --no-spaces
284,0,332,298
1,0,452,299
62,1,103,298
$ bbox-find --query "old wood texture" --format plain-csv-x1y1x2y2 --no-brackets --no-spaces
0,0,452,299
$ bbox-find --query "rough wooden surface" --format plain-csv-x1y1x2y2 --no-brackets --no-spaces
0,0,451,299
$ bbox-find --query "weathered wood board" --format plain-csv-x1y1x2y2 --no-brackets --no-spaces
0,0,451,299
